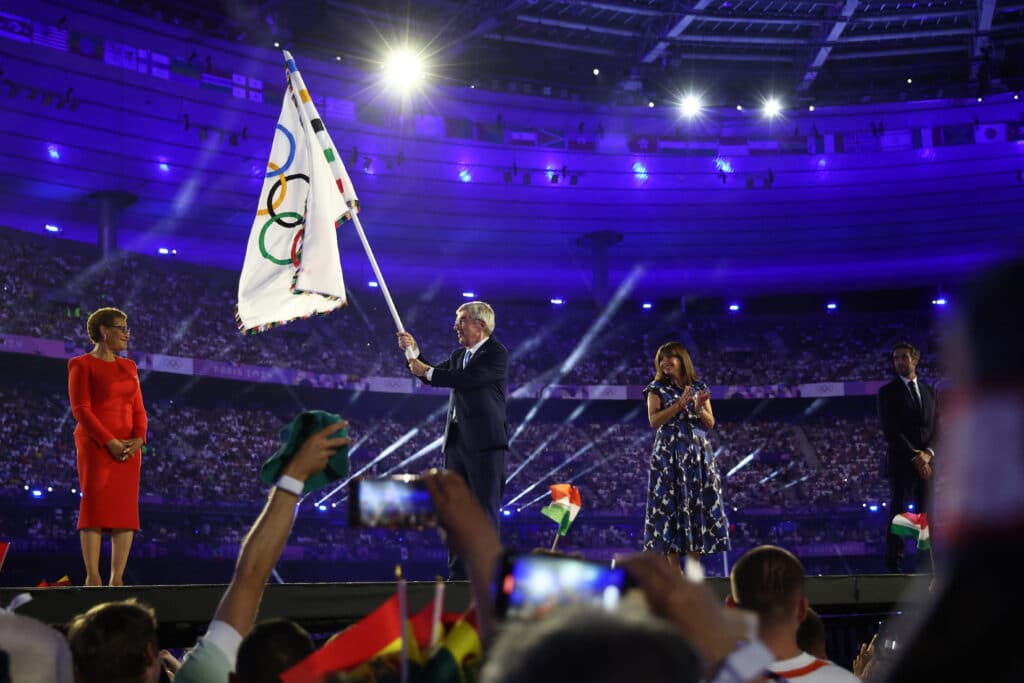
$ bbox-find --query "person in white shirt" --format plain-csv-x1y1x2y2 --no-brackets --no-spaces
729,545,859,683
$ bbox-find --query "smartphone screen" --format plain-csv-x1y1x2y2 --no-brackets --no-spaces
493,552,630,620
348,475,437,528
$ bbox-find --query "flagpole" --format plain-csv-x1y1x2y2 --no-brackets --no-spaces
550,532,560,552
281,50,415,359
349,211,417,358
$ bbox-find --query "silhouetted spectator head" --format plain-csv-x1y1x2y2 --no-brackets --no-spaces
67,599,160,683
234,618,315,683
480,606,702,683
797,607,828,659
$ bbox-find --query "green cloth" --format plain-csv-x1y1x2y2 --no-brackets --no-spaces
260,410,349,494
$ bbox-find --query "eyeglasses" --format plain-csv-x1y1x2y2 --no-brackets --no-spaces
454,317,479,328
108,324,131,334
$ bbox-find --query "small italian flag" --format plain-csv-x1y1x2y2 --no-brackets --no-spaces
540,484,582,537
890,511,930,550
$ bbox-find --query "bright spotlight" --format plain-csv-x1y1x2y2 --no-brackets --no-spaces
383,48,426,92
592,67,600,76
648,100,655,108
728,303,741,312
762,97,782,117
45,224,61,233
680,93,702,118
932,297,948,306
458,168,472,183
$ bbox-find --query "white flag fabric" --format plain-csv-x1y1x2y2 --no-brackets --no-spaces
236,52,358,333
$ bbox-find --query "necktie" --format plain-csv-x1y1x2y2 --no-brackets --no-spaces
463,350,472,369
908,379,922,412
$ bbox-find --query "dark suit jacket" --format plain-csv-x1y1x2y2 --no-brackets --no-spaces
878,376,938,478
419,337,510,453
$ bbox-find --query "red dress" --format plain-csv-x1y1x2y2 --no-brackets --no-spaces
68,354,148,531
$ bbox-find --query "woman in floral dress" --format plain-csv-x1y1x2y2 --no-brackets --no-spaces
643,341,730,566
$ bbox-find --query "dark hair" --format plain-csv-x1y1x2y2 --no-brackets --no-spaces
653,342,699,386
482,607,701,683
235,619,315,683
67,599,157,683
730,545,806,629
86,307,127,344
797,607,828,659
892,342,921,362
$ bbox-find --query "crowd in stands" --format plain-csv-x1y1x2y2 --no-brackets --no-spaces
1,374,893,577
0,227,944,388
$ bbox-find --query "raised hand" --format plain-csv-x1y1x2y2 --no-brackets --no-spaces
282,421,351,482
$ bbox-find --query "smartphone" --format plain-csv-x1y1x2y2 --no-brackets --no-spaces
493,551,632,620
348,474,437,528
874,619,900,661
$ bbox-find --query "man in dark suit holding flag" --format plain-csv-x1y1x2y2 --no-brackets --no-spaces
399,301,509,579
878,341,938,572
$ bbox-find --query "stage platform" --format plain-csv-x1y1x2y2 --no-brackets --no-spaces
1,573,930,649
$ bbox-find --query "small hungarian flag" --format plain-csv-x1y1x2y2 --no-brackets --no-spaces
541,484,582,537
0,540,9,571
891,511,931,549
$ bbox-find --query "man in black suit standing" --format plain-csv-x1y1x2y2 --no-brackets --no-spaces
878,341,938,572
398,301,509,578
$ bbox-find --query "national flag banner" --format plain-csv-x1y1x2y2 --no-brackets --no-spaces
541,483,582,536
35,575,72,588
0,540,9,571
237,50,357,334
280,594,419,683
891,511,930,549
0,12,32,44
32,23,68,51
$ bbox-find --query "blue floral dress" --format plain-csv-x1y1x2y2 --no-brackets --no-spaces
643,379,730,555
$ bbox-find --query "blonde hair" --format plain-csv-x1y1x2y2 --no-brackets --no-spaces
457,301,495,335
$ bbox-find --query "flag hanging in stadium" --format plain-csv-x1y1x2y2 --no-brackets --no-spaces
541,483,582,537
236,51,359,334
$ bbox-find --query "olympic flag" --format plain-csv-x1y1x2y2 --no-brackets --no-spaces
236,52,359,334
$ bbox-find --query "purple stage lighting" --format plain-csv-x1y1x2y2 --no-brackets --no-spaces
826,302,837,310
158,247,170,255
869,504,879,512
642,302,653,310
728,303,740,312
714,157,734,174
159,162,170,172
550,298,565,305
32,489,42,498
368,281,379,288
44,224,61,233
632,162,648,182
47,144,60,160
458,169,472,183
932,297,948,306
462,291,475,298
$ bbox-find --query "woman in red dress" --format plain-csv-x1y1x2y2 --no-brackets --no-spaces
68,307,147,586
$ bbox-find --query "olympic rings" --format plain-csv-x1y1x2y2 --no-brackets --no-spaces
264,173,309,227
259,212,304,265
264,124,296,178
